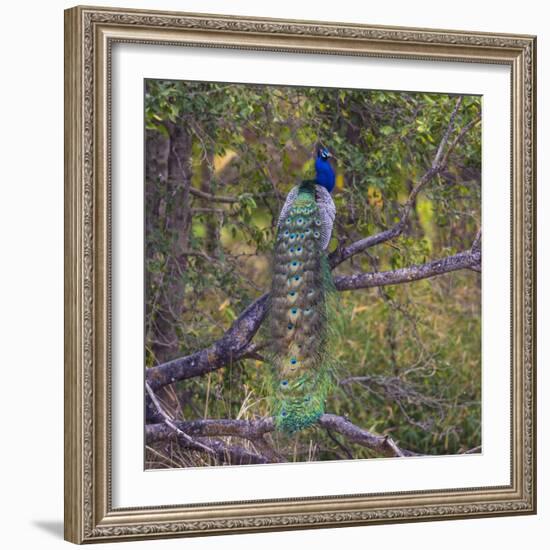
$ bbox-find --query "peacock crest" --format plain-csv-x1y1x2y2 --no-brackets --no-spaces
267,149,338,433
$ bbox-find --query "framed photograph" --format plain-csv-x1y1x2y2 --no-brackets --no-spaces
64,5,537,544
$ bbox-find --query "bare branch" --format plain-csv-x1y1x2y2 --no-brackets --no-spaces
186,185,275,204
147,294,268,390
191,207,225,214
317,414,417,457
188,186,240,203
146,381,276,465
151,416,275,440
145,381,215,454
334,249,481,292
329,221,406,268
441,114,482,169
146,423,270,465
433,96,463,167
471,228,482,253
145,414,417,460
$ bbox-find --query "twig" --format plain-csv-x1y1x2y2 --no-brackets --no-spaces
179,183,275,204
325,428,354,460
188,186,240,203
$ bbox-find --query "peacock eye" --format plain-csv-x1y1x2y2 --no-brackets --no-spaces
281,380,289,387
287,323,293,330
290,358,297,365
291,308,297,314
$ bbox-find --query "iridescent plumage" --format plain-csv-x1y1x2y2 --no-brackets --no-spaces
268,150,337,433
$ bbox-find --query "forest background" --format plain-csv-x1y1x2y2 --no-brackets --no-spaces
143,80,482,468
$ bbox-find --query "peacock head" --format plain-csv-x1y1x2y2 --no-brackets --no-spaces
317,147,332,160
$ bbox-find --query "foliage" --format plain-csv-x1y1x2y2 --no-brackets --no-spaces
144,79,481,466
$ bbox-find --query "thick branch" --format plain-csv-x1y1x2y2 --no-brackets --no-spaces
334,249,481,292
146,424,269,465
147,294,268,390
146,380,215,454
145,414,416,459
148,417,275,440
318,414,417,457
145,379,276,464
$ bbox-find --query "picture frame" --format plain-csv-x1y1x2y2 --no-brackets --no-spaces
64,5,537,544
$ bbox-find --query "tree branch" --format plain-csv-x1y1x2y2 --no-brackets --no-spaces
147,294,269,390
145,381,215,454
149,416,275,440
145,414,416,460
334,248,481,292
146,380,275,465
318,414,417,457
146,423,270,465
188,186,240,203
186,185,275,204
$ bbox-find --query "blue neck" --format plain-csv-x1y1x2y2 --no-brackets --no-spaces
315,156,335,193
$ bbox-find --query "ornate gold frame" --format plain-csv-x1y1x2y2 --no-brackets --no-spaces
64,5,537,544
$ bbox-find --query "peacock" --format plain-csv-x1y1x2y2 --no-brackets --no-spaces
268,147,337,434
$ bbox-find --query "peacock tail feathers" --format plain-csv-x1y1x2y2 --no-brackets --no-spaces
267,181,338,434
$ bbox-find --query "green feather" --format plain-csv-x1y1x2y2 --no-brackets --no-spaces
267,183,337,434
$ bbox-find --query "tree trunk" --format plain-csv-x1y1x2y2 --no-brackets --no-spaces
150,123,193,365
